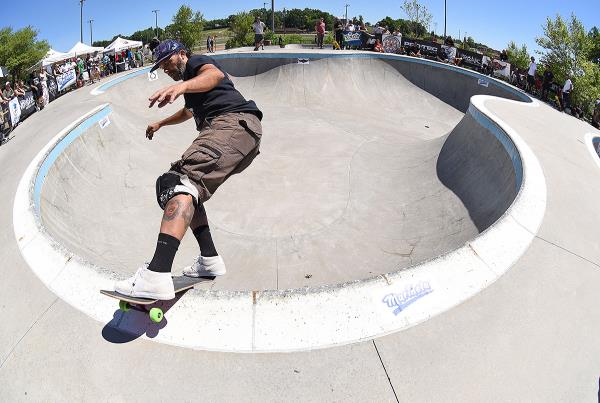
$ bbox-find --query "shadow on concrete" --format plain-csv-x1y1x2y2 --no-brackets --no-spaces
436,113,518,233
101,293,185,344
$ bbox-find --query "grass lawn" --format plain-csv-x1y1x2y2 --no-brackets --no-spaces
193,28,232,52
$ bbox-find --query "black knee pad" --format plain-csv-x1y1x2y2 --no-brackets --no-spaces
155,173,199,210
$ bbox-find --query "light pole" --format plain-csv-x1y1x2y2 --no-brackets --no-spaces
283,8,286,34
444,0,447,38
79,0,85,43
88,19,94,45
152,9,159,39
344,4,350,23
271,0,275,32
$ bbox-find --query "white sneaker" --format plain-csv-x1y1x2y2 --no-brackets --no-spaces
114,264,175,300
182,255,226,277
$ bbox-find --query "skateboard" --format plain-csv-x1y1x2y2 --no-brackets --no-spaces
100,275,215,323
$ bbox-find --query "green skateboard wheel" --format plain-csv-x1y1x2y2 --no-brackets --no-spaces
119,301,130,312
149,307,163,323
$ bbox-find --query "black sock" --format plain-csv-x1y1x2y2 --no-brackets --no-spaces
147,233,180,273
192,225,218,257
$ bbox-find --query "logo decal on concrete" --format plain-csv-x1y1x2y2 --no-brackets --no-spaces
148,71,158,81
382,281,433,315
477,78,489,87
297,58,310,65
99,116,111,129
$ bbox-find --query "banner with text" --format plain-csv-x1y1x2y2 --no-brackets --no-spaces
401,37,441,59
56,70,76,92
456,48,484,70
342,31,363,47
47,75,58,101
8,97,21,127
18,91,37,121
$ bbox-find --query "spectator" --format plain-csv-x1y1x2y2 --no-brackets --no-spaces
438,37,461,65
206,35,212,53
346,21,355,32
526,56,537,93
373,39,384,53
500,49,508,62
126,48,134,68
38,68,49,106
86,55,94,84
13,81,25,97
572,105,584,119
278,36,284,48
408,43,422,57
373,23,385,43
77,57,85,87
334,18,344,50
315,18,326,49
213,36,218,52
28,72,43,109
541,67,554,101
102,53,111,76
2,82,14,100
109,54,116,74
561,77,573,112
252,17,267,51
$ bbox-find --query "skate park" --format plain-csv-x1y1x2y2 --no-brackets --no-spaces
3,48,600,401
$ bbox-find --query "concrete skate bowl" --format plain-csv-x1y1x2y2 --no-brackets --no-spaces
15,53,546,351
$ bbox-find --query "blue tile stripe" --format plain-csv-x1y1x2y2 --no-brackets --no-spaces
34,105,113,214
94,67,151,93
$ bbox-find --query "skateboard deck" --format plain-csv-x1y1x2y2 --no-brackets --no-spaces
100,275,215,323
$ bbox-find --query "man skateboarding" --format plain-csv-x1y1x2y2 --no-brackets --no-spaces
114,39,263,300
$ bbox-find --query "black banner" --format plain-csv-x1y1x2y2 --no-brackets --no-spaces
18,91,36,121
401,37,442,59
456,48,484,70
47,75,58,101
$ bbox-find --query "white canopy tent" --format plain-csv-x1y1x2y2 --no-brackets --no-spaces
103,37,143,54
42,49,75,66
68,42,104,57
42,49,64,66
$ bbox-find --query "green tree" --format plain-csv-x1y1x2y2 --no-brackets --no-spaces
0,26,49,79
130,27,165,44
536,13,600,114
164,5,205,50
589,26,600,63
226,12,254,49
401,0,432,35
506,41,530,70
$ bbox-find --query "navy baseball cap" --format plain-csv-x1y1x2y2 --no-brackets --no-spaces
150,40,185,72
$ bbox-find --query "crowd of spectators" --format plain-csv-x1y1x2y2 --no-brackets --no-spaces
0,46,148,143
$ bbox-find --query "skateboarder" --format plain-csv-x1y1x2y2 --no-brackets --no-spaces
114,39,263,299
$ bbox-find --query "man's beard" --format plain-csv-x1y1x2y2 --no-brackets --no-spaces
172,58,186,81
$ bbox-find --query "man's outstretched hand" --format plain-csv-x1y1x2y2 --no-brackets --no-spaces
146,122,161,140
148,83,185,108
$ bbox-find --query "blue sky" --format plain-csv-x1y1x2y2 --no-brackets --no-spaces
0,1,597,56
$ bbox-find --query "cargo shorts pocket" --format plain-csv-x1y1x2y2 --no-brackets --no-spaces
174,143,222,179
230,118,262,156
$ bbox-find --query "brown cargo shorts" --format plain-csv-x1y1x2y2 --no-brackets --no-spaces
168,112,262,204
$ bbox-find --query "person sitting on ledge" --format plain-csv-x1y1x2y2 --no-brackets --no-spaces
437,37,462,66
